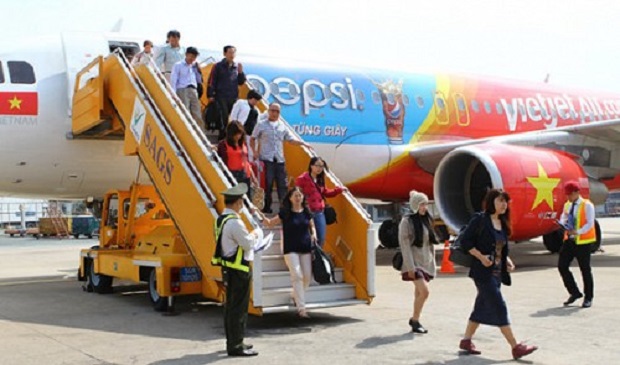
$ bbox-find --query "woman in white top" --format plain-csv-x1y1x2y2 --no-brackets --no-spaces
398,190,438,333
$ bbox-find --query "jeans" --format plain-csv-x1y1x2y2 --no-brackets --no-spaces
558,239,594,300
313,210,327,247
262,160,287,213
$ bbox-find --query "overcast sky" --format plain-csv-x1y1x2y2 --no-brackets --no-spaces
2,0,620,92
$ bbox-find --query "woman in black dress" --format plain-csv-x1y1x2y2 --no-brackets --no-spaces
459,189,538,360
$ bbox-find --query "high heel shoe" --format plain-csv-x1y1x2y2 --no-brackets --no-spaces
459,339,481,355
408,319,428,334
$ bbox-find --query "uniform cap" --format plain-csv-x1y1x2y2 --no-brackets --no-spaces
221,183,248,197
563,180,580,195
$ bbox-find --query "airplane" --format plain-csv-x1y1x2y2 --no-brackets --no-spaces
1,31,620,253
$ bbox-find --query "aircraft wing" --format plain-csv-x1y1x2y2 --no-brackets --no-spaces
410,117,620,174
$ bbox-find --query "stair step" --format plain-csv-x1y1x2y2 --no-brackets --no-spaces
260,283,356,307
261,298,368,314
261,268,344,289
260,255,288,271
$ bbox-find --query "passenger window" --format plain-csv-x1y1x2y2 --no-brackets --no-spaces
402,94,409,106
371,91,381,104
496,103,504,115
436,98,445,110
416,96,424,108
519,105,526,115
471,100,479,113
484,101,491,114
356,89,365,102
457,97,466,111
0,62,4,83
505,104,514,115
7,61,35,84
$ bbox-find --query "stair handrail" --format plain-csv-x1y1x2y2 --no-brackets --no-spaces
140,52,263,224
109,49,218,205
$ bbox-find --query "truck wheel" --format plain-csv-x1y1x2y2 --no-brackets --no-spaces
590,220,602,253
74,234,80,239
543,229,564,253
379,220,399,248
88,259,113,294
148,269,170,311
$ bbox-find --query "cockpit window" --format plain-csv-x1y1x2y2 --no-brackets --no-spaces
8,61,35,84
0,62,4,83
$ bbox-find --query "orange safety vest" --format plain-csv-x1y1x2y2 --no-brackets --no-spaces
563,199,596,245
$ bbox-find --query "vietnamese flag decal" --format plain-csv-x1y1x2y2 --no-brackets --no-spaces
0,92,38,115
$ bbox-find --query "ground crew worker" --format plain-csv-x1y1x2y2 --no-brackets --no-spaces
558,180,596,308
212,183,261,357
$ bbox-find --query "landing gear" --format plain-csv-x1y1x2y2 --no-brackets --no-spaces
543,229,564,253
148,269,172,312
590,220,602,253
379,219,399,248
542,220,602,253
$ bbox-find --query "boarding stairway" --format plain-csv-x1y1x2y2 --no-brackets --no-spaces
71,50,375,314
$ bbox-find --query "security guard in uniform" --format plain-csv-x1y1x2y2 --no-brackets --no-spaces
212,183,261,356
558,180,596,308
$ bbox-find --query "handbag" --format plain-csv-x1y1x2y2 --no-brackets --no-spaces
392,251,403,271
310,177,337,225
324,204,337,225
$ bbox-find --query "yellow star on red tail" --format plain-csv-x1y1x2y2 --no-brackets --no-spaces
8,96,22,110
526,162,561,210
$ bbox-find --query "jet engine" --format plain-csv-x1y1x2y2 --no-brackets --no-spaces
433,144,607,241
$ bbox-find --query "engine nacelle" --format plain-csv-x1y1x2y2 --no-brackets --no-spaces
434,144,606,241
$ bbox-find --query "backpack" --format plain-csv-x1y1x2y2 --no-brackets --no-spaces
311,244,336,284
449,214,485,267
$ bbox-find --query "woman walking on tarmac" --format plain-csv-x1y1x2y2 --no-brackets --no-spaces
295,156,346,247
399,190,437,333
264,187,317,318
459,189,538,360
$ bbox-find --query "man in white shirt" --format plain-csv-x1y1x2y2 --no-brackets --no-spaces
170,47,203,130
558,180,596,308
212,183,261,357
251,103,310,213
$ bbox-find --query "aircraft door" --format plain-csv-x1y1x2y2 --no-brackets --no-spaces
454,93,471,126
434,91,450,125
61,32,109,114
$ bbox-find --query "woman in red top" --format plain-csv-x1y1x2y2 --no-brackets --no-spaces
295,157,346,247
217,121,256,198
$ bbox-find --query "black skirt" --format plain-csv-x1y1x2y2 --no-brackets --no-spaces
469,275,510,326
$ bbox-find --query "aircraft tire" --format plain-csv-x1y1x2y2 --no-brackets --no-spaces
379,219,399,248
542,229,563,253
148,269,170,312
590,220,602,253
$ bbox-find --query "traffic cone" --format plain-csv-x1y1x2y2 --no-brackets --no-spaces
440,240,455,274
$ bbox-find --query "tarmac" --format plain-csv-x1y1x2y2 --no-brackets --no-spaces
1,218,620,364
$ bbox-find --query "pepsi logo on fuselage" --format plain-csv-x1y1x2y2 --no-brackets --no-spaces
245,62,435,145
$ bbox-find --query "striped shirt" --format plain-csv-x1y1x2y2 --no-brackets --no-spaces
251,117,295,163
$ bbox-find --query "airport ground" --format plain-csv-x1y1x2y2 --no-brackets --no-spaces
1,219,620,364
